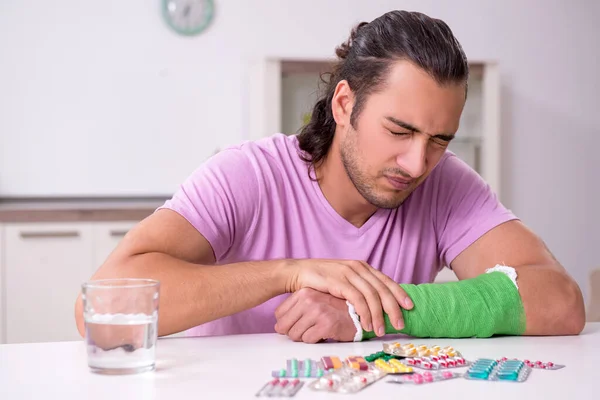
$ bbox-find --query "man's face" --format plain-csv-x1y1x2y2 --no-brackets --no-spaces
339,61,466,209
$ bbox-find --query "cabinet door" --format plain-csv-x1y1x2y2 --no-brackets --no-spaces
5,223,94,343
91,222,138,273
0,224,5,344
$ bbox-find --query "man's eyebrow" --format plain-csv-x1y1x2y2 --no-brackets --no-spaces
385,116,455,141
386,116,421,133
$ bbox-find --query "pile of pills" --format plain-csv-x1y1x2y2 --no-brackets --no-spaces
465,358,531,382
374,358,414,374
256,378,304,397
384,342,459,358
388,370,461,385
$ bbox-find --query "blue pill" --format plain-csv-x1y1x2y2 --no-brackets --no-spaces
468,371,490,379
497,371,519,381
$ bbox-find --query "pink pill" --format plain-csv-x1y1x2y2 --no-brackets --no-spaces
547,362,554,367
424,375,433,382
443,371,453,378
423,372,432,377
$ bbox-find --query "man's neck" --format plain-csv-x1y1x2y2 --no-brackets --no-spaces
314,141,378,229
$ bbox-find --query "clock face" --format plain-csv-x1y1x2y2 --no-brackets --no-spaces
162,0,214,36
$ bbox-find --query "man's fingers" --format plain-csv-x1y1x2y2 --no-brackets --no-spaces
274,293,300,321
344,271,385,336
336,282,372,332
358,268,404,331
301,325,328,344
288,315,317,342
274,300,305,335
370,268,414,310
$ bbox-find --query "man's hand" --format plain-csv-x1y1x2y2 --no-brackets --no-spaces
274,288,357,343
284,259,412,337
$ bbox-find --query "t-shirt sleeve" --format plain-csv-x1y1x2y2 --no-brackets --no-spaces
433,153,519,268
157,147,260,261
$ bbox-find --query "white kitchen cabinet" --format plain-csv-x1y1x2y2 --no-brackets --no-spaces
91,221,138,273
0,224,5,343
4,223,94,344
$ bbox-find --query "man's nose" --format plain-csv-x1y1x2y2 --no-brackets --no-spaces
396,138,427,179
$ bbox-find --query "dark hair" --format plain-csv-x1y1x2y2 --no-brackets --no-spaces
297,10,469,168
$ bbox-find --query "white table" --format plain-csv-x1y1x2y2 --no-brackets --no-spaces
1,324,597,399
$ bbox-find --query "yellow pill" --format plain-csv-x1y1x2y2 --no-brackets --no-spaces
417,345,428,350
446,351,457,357
389,359,403,367
419,349,431,357
406,348,418,356
443,346,454,352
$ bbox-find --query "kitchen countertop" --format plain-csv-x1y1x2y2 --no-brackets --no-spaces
0,198,168,223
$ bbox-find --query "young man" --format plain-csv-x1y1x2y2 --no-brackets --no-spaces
75,10,585,344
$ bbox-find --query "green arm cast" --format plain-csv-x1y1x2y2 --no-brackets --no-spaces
362,271,526,339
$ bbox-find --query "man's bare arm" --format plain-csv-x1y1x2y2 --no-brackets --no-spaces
74,209,289,337
451,220,585,335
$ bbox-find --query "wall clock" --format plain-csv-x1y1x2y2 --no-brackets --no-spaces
162,0,215,36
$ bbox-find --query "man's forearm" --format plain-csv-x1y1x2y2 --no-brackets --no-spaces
515,263,585,335
75,254,289,337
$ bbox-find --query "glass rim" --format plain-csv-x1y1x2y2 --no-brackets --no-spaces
82,278,160,289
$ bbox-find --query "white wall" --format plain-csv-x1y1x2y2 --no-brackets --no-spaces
1,0,598,302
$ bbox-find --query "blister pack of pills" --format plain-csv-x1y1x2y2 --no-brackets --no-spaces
308,366,386,394
388,370,462,385
464,358,531,382
345,356,369,371
364,351,403,362
321,356,343,371
256,378,304,397
405,355,470,369
383,342,461,358
504,358,565,370
271,359,325,378
373,358,414,374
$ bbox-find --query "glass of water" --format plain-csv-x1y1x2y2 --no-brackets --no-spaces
81,278,160,374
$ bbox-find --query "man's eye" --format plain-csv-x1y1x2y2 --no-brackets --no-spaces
390,131,412,136
431,137,450,147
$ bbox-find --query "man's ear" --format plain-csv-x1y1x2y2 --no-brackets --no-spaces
331,80,355,129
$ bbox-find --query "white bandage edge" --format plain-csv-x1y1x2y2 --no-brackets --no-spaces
346,301,363,342
346,264,518,342
486,264,519,289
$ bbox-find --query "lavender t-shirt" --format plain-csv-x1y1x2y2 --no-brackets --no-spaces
159,134,517,337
